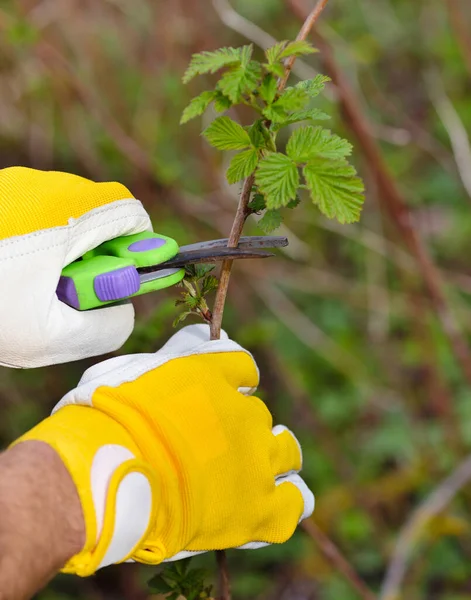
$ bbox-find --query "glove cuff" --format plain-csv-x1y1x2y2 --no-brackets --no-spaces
12,405,162,576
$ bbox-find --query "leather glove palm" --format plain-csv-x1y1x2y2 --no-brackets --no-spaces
0,167,158,367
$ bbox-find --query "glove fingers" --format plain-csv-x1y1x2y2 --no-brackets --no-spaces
273,473,315,532
159,325,259,393
270,425,302,477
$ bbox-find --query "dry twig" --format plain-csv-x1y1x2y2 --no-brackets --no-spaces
303,520,377,600
379,454,471,600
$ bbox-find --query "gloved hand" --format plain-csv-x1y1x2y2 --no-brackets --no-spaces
0,166,169,368
15,325,314,576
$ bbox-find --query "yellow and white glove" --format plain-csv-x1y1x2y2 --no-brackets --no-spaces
15,325,314,576
0,166,152,368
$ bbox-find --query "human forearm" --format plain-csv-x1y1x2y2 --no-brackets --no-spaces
0,442,85,600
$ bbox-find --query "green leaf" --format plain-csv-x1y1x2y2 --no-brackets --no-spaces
275,87,309,111
184,264,215,283
247,121,264,148
201,275,219,295
263,87,309,122
213,91,232,113
258,209,283,233
303,158,365,223
227,148,259,184
278,40,317,59
255,153,299,208
293,74,331,98
287,126,353,162
183,47,242,83
148,575,175,593
287,195,301,209
180,91,215,124
176,557,191,576
194,264,215,279
265,41,288,64
264,62,285,78
239,43,254,66
264,40,316,70
248,193,266,212
217,60,262,103
247,120,273,149
260,73,278,104
202,116,251,150
184,293,200,309
274,108,330,128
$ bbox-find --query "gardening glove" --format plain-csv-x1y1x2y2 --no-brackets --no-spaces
15,324,314,576
0,166,174,368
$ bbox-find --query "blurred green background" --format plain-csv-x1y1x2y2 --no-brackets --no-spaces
1,0,471,598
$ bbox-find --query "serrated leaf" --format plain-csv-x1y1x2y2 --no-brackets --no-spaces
183,47,242,83
180,91,216,124
278,40,318,59
247,119,272,149
194,264,215,279
293,74,331,98
276,87,309,111
274,108,330,128
264,62,285,78
287,195,301,209
202,116,251,150
227,148,259,183
255,153,299,208
248,193,266,212
217,60,262,103
265,41,288,64
247,120,264,148
176,557,191,576
258,209,283,233
213,91,232,113
263,87,309,122
260,73,278,104
239,43,253,66
303,158,365,223
185,294,200,309
287,126,353,162
201,275,219,295
184,264,198,280
148,575,175,593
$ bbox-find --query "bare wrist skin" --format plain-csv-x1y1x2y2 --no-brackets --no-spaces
0,441,85,600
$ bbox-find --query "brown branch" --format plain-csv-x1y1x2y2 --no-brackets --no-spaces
210,173,255,340
278,0,330,90
302,520,377,600
209,2,331,596
285,0,471,388
210,0,331,343
216,550,231,600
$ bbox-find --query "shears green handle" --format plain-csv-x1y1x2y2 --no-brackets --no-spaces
57,231,184,311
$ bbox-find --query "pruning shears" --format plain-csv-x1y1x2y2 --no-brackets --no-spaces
57,231,288,311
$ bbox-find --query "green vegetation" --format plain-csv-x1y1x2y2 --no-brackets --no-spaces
1,0,471,599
